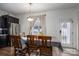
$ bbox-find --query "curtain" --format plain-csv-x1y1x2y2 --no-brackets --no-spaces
40,15,46,34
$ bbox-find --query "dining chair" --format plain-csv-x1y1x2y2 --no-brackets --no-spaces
38,36,52,56
27,35,40,56
9,35,28,56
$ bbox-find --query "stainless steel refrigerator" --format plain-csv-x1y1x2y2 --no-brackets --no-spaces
9,23,20,35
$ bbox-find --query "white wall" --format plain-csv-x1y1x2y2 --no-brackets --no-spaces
0,9,17,17
46,8,79,48
16,7,79,49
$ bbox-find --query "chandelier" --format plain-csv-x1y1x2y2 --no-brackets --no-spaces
27,3,34,22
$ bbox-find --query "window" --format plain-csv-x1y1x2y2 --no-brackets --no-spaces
31,17,42,35
29,15,46,35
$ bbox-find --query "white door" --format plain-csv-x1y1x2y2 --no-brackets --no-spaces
60,22,73,47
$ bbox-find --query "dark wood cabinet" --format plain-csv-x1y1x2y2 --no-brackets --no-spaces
0,15,19,48
2,15,19,24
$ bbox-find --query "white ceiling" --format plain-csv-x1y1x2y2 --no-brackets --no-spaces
0,3,79,14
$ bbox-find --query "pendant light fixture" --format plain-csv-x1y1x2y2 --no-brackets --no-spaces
27,3,34,22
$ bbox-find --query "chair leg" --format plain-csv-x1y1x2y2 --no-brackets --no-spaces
14,48,16,56
26,47,31,56
28,50,31,56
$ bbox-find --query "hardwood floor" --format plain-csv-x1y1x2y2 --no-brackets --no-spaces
0,46,79,56
0,47,12,56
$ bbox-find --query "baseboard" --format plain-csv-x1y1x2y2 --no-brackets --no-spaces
62,46,79,52
62,46,75,49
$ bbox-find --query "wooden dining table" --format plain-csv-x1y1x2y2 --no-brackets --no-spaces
9,35,63,51
9,35,63,56
26,35,63,51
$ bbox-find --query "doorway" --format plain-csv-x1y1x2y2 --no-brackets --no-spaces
60,22,73,48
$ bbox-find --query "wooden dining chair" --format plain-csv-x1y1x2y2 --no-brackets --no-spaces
38,36,52,56
9,35,28,56
27,35,39,56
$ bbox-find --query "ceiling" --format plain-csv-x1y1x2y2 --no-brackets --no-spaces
0,3,79,15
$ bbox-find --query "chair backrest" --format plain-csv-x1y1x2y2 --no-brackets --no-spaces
38,36,52,56
38,36,52,47
9,35,21,48
27,35,37,46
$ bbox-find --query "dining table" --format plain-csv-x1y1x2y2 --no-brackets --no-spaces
26,35,63,52
9,35,63,56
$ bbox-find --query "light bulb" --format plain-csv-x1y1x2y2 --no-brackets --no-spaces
27,17,34,22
